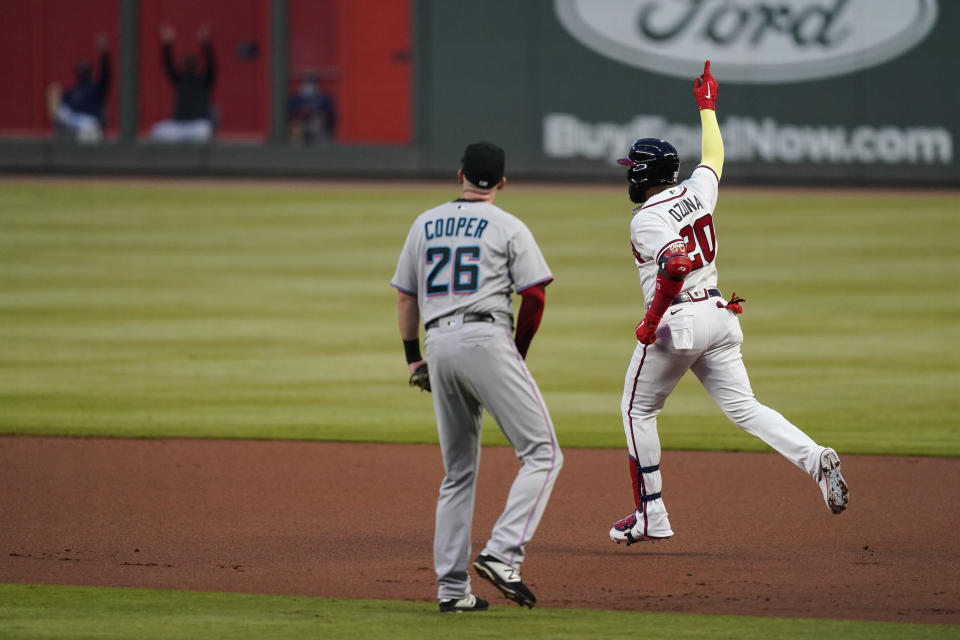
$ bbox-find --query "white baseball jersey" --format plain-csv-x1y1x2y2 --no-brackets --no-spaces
629,165,720,307
391,199,553,324
618,163,834,542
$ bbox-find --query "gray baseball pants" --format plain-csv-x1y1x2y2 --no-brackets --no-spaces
424,315,562,601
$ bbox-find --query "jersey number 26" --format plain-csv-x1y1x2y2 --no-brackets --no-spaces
425,246,480,296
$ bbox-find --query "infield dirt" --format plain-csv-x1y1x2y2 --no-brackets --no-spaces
1,437,957,623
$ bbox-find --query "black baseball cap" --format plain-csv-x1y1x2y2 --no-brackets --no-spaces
461,142,505,188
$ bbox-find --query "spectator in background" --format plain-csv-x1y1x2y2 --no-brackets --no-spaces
287,72,337,145
150,24,216,143
46,34,111,143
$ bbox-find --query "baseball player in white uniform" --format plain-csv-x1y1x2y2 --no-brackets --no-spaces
391,142,563,611
609,61,849,546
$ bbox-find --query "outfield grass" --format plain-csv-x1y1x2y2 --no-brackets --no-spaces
2,180,957,637
1,584,957,640
0,181,958,455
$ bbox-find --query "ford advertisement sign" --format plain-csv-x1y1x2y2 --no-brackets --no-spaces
554,0,939,83
416,1,957,184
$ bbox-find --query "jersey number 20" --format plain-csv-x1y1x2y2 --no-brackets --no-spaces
679,214,716,270
426,246,480,296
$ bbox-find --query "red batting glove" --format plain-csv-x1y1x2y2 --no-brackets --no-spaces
635,318,659,345
716,291,746,314
693,60,718,111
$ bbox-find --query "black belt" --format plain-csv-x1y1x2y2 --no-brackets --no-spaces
425,312,495,331
671,288,721,305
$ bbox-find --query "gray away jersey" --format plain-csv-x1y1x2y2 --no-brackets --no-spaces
391,199,553,325
630,166,720,307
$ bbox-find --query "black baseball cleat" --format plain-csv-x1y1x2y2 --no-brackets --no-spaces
472,554,536,608
438,593,489,613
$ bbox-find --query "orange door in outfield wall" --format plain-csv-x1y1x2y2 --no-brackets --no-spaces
138,0,272,141
288,0,412,144
0,0,411,144
139,0,412,143
0,0,118,137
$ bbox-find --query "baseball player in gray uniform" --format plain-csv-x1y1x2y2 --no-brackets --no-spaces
391,142,563,611
609,61,849,546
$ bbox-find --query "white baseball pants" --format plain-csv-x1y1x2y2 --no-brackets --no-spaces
621,296,824,518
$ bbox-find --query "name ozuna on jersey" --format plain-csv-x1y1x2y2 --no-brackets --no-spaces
667,194,705,222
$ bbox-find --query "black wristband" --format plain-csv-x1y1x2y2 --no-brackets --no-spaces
403,338,422,364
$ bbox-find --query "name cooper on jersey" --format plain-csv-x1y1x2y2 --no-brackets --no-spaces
424,216,489,240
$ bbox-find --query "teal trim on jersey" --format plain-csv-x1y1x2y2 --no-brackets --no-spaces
424,246,451,296
424,244,482,296
451,245,481,294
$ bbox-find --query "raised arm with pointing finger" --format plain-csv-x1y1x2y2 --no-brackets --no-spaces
693,60,723,180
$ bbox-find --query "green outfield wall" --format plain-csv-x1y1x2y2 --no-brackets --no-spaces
416,0,956,185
